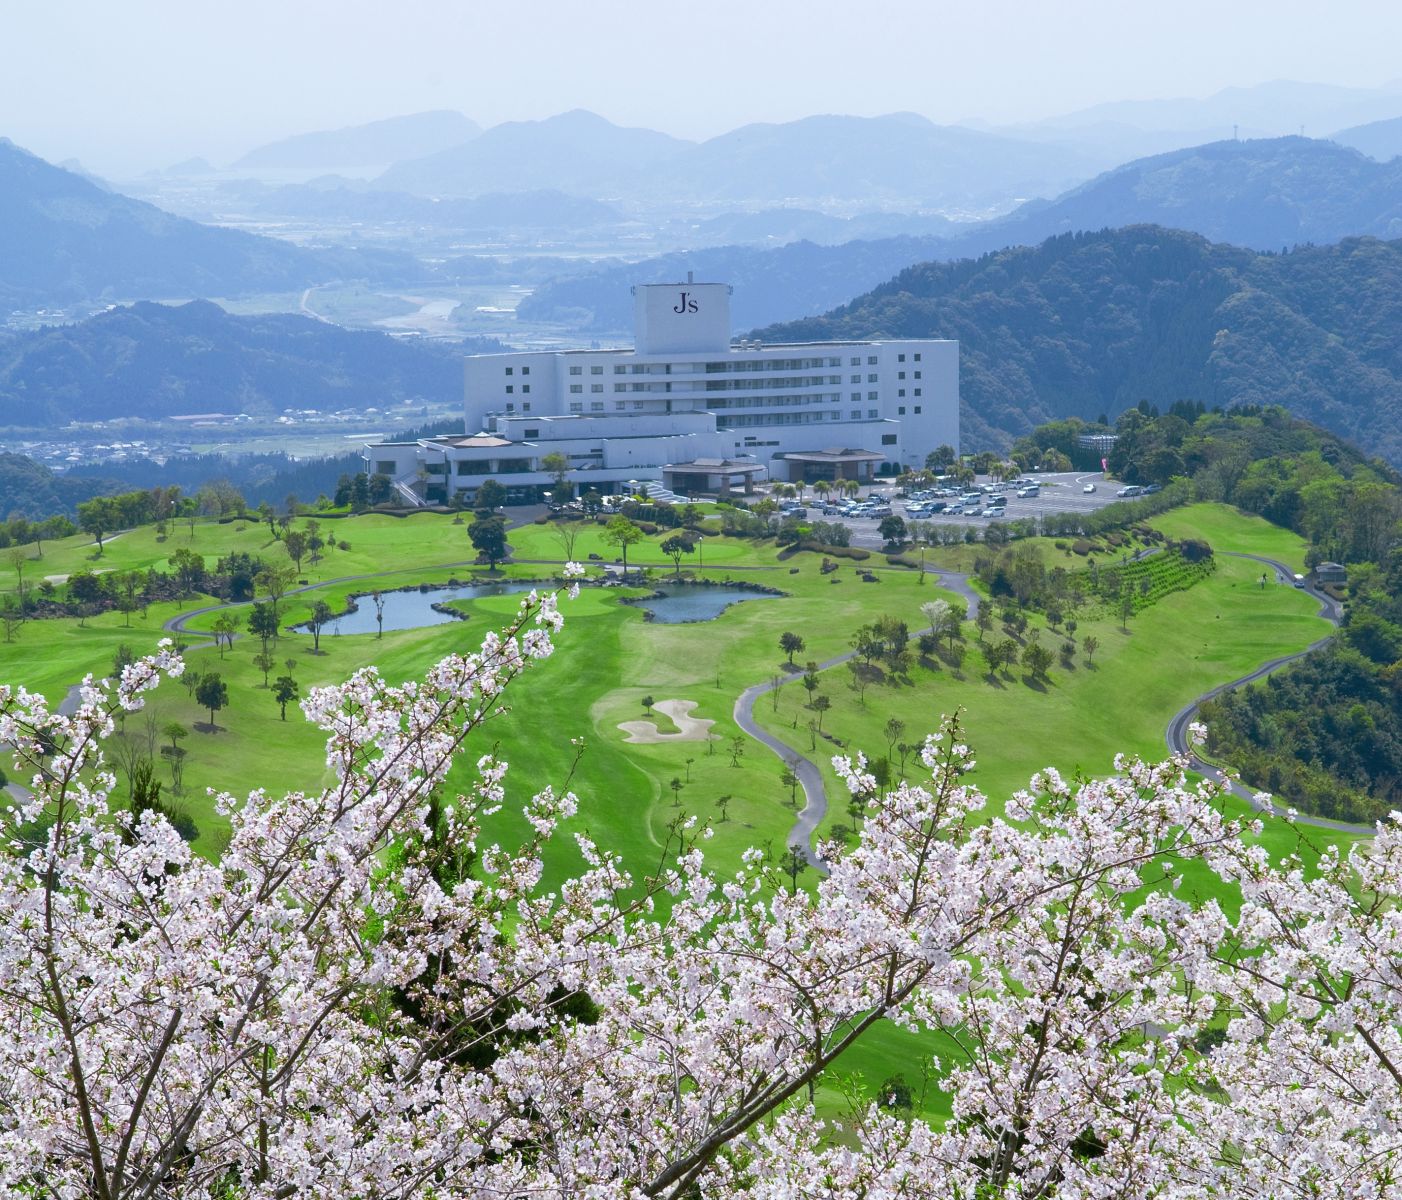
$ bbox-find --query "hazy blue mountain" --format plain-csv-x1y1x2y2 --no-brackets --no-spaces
1332,115,1402,162
756,226,1402,462
1041,79,1402,138
0,139,430,309
525,135,1402,333
980,80,1402,166
964,137,1402,251
377,109,691,197
378,109,1103,213
662,113,1105,212
514,236,953,332
686,208,961,247
234,110,481,169
0,300,489,427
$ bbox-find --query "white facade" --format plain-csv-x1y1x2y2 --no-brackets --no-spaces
366,279,958,504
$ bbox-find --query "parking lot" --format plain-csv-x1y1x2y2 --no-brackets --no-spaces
799,471,1133,549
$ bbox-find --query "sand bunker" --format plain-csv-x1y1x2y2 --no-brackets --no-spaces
618,699,717,744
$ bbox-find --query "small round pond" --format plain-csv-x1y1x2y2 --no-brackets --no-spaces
311,581,538,635
623,585,779,624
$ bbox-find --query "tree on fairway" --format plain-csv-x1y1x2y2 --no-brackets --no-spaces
659,535,694,579
669,777,683,806
252,653,275,687
308,600,335,653
779,631,806,663
283,530,309,574
1022,640,1055,681
780,767,800,808
211,611,238,657
195,673,228,731
76,497,117,555
552,522,582,564
469,515,509,569
1083,634,1100,665
273,675,300,720
641,695,655,716
256,565,297,629
779,845,809,895
247,602,279,652
878,515,907,548
602,515,643,575
372,591,386,639
715,793,731,822
812,694,831,732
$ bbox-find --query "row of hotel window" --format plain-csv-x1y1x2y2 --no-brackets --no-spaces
501,351,925,378
504,372,922,397
504,391,923,415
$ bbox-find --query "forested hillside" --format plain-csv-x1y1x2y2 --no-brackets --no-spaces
0,300,494,427
759,226,1402,462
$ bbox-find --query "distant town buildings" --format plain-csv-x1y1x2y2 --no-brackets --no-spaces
364,278,958,504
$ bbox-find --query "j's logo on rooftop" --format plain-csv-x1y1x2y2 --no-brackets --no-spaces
672,292,699,314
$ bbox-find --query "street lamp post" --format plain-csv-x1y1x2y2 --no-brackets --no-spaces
696,534,705,573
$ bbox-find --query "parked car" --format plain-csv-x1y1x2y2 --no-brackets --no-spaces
1116,485,1143,498
980,506,1004,518
1143,483,1163,495
1016,485,1040,497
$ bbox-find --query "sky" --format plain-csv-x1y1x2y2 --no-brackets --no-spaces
5,0,1402,174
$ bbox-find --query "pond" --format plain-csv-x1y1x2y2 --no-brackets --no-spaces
309,581,538,635
623,585,779,624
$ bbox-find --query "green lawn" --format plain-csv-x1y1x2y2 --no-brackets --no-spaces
1151,503,1310,573
0,504,1363,1123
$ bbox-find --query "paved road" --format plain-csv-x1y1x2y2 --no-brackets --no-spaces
1163,552,1369,834
732,570,981,870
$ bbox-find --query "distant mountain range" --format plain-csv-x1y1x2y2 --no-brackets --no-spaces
756,225,1402,464
1331,115,1402,162
234,111,482,169
521,137,1402,331
0,300,487,427
375,109,1107,214
0,139,429,311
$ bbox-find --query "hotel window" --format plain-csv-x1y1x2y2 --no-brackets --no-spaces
914,406,922,414
505,367,514,375
898,406,906,415
524,428,539,438
616,402,626,410
615,384,625,392
591,384,603,393
914,370,922,379
914,388,922,397
591,365,604,374
850,393,860,402
569,365,582,375
867,374,878,383
505,385,514,394
898,389,906,398
850,409,861,419
867,355,877,365
590,402,604,411
505,403,514,412
632,402,645,410
521,385,530,394
569,384,583,393
867,391,878,401
569,402,583,413
898,353,906,362
882,433,898,445
523,403,531,412
850,356,860,366
868,409,878,418
615,365,626,374
850,374,860,383
914,353,922,361
521,366,530,375
898,371,906,379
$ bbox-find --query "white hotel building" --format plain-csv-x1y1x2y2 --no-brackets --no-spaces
364,280,958,505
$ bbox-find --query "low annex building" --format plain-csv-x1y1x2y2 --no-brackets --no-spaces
364,279,958,505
